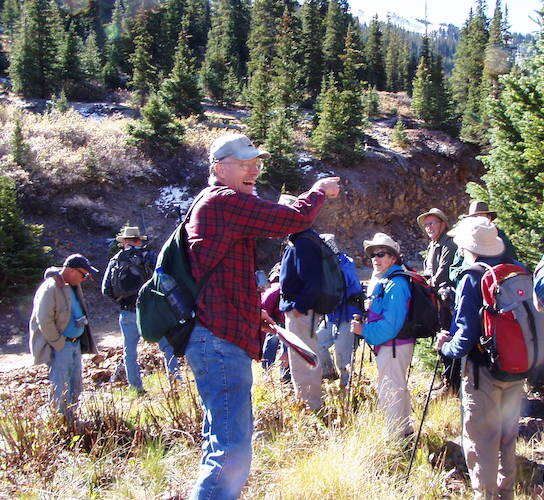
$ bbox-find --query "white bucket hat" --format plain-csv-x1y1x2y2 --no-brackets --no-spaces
452,216,505,257
363,232,401,257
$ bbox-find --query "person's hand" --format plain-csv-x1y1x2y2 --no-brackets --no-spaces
435,330,452,352
350,319,363,336
261,309,275,334
313,177,340,199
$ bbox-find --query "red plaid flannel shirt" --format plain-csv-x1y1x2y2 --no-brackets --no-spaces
185,184,325,360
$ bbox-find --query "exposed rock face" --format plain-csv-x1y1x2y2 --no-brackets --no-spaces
300,127,482,265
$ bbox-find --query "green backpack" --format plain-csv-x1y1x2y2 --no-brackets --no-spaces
136,189,223,356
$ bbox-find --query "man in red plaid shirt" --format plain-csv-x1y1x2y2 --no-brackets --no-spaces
183,133,339,500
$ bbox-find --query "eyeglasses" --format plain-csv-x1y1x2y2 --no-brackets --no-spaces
370,251,391,259
216,159,263,171
424,221,441,228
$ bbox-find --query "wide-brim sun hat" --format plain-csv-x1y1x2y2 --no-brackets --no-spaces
116,226,148,242
461,200,497,220
363,232,401,257
452,216,505,257
416,208,449,233
209,133,270,163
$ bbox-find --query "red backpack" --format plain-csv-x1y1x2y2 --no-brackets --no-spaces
474,263,544,381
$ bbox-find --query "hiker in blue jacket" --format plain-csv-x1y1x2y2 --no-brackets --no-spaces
351,233,413,438
316,234,363,387
279,195,323,409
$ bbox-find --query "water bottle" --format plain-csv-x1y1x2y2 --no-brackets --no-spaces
156,267,193,325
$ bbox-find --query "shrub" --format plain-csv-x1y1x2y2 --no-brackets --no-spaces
0,176,50,294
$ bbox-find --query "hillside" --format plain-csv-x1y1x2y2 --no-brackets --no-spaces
0,91,482,356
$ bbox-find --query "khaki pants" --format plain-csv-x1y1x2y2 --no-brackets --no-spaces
285,310,322,410
462,360,524,500
375,342,414,436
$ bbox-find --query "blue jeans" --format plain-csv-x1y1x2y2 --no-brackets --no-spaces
185,324,253,500
49,340,82,417
119,310,180,389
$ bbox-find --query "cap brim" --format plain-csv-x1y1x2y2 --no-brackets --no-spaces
232,146,271,161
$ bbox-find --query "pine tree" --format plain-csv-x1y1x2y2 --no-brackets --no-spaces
200,0,250,103
364,15,385,90
1,0,20,35
85,0,106,50
300,0,324,101
81,30,102,82
247,0,285,75
129,23,157,105
411,57,435,125
103,0,124,88
391,115,408,148
261,107,301,192
322,0,347,76
340,24,363,91
159,22,203,117
271,8,301,117
127,93,185,153
0,176,49,294
450,0,489,141
9,0,64,98
311,73,364,161
162,0,186,72
246,57,272,144
60,24,84,97
184,0,211,59
10,116,29,166
467,33,544,266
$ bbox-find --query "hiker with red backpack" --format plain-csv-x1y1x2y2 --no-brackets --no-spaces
350,233,414,438
435,216,544,499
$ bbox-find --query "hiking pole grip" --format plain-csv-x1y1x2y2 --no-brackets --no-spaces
405,356,441,482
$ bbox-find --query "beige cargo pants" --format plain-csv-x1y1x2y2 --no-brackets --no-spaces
461,360,525,500
285,310,323,410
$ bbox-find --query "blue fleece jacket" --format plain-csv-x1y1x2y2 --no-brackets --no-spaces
279,229,322,314
363,264,411,346
327,253,363,325
442,255,507,359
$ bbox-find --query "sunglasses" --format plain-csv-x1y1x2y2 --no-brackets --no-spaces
76,269,90,279
370,251,391,259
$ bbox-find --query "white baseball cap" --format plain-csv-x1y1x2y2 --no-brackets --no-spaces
209,133,270,163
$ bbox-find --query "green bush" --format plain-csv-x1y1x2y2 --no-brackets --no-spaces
0,176,50,294
127,93,185,154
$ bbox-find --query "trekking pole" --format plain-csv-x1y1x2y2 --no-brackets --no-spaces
405,356,441,481
356,339,366,387
346,314,362,413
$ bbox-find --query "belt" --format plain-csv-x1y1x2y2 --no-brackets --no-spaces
64,336,80,343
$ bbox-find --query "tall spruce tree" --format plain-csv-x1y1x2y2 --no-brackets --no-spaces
247,0,285,75
300,0,325,101
60,24,84,97
467,27,544,266
364,15,385,90
81,30,102,82
130,22,157,105
271,8,301,116
322,0,347,76
200,0,250,103
261,107,301,192
246,57,272,143
1,0,20,35
311,72,364,161
159,21,203,117
103,0,124,88
450,1,489,142
162,0,186,72
9,0,64,98
184,0,211,59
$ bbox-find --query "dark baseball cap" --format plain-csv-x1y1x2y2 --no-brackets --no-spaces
63,254,99,275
